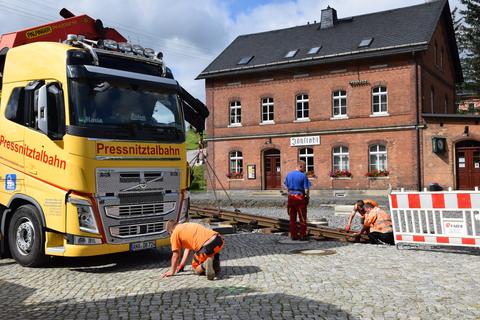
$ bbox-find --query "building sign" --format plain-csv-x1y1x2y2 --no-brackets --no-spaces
349,80,370,87
442,218,467,236
290,136,320,147
247,165,256,180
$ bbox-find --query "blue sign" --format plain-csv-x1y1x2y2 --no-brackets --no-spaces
5,174,16,191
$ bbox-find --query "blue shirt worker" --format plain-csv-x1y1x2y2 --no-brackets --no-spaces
283,161,311,240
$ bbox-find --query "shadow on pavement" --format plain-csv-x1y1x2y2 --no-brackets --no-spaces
0,280,358,319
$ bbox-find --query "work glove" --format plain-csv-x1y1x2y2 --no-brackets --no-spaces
304,196,309,205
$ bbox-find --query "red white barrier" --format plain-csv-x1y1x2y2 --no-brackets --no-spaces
389,189,480,247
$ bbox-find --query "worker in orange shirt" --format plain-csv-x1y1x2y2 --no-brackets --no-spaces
355,202,394,245
345,199,378,231
161,220,224,280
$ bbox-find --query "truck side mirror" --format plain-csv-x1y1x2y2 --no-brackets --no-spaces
37,84,48,135
37,82,65,140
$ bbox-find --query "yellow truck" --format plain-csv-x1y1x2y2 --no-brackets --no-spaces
0,9,208,266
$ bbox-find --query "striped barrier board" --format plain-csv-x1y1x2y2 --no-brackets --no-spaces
389,190,480,248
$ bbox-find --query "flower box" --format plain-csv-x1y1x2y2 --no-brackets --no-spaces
226,172,243,179
329,169,352,178
365,169,389,178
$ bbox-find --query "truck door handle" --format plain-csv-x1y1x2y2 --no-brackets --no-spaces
28,169,37,175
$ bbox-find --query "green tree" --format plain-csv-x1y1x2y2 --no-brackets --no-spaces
457,0,480,90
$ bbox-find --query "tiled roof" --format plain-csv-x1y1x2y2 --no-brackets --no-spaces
198,0,461,80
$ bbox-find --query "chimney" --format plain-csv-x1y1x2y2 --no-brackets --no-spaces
320,6,337,29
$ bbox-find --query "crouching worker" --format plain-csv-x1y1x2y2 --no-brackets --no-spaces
345,199,378,231
161,220,224,280
356,202,395,245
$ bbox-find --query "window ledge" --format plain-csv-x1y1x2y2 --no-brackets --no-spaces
370,113,390,118
227,178,244,181
330,177,352,180
367,176,390,180
228,123,242,128
260,121,275,125
294,118,311,123
330,116,349,120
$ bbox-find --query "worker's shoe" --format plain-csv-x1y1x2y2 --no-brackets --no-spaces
205,257,215,280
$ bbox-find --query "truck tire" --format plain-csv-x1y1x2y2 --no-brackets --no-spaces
8,205,47,267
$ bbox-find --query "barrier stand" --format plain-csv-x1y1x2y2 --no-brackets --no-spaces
389,188,480,249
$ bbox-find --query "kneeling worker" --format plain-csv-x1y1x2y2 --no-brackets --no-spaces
162,220,224,280
355,202,395,245
345,199,378,231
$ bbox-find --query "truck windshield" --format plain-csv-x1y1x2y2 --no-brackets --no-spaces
68,79,185,141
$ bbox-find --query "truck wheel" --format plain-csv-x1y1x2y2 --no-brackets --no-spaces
8,205,47,267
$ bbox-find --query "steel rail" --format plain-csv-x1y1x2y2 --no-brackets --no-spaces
189,205,369,242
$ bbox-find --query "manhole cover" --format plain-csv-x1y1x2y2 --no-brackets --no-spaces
290,249,336,256
278,239,310,244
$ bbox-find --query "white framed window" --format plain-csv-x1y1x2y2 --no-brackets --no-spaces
372,86,388,114
299,148,314,175
369,144,387,172
332,90,347,117
296,94,309,120
229,101,241,125
261,97,274,123
229,151,243,178
332,146,349,171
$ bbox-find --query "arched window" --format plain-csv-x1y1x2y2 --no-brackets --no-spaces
332,146,349,171
299,148,314,175
261,97,274,123
372,86,388,114
369,144,387,172
332,90,347,117
229,100,241,125
228,151,243,179
296,94,309,120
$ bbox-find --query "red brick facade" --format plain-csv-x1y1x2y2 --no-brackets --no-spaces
203,6,472,191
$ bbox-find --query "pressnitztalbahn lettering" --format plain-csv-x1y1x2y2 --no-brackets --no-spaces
0,135,66,170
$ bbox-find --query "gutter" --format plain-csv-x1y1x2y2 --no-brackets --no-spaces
205,124,426,142
415,53,422,191
198,41,429,79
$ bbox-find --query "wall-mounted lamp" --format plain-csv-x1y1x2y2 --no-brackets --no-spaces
463,125,469,137
265,137,272,145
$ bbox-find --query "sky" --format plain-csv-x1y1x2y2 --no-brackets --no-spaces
0,0,463,102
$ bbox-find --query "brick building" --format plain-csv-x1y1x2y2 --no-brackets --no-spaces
197,0,480,191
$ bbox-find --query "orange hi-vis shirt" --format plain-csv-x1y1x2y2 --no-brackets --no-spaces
364,207,393,233
363,199,378,208
170,222,218,252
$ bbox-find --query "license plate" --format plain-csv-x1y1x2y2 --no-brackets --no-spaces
130,240,156,251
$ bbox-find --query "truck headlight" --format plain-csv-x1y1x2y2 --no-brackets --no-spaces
68,197,100,234
76,204,99,234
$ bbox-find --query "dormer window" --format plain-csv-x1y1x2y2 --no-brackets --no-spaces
284,49,298,58
358,38,373,48
237,56,254,65
308,46,322,54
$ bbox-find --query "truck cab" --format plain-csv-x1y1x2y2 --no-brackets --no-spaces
0,13,208,266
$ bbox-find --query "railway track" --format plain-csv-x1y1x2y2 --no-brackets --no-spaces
189,205,369,243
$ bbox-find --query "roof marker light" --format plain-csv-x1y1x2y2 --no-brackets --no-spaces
132,44,144,55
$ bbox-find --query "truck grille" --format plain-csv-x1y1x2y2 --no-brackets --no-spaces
110,222,165,238
105,202,176,218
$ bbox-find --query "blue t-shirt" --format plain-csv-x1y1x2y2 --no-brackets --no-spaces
284,170,311,195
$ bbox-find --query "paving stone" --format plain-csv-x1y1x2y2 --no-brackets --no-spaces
1,232,480,319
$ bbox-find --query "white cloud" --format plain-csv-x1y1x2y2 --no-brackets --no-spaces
0,0,462,102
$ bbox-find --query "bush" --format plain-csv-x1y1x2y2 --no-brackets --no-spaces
190,165,206,191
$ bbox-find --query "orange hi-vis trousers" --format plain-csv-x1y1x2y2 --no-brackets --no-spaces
192,234,224,270
287,194,307,239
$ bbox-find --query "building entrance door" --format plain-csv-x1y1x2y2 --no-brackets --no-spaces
456,140,480,190
264,149,281,189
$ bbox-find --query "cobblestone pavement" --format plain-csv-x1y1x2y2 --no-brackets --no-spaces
1,233,480,320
